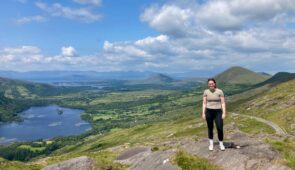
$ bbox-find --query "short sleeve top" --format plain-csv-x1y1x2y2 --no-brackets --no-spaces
203,88,224,109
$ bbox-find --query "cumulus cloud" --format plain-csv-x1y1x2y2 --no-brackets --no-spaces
135,35,169,46
36,2,102,23
141,5,195,37
2,0,295,74
61,46,76,57
141,0,295,32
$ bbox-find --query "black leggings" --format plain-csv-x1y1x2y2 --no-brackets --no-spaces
205,108,223,141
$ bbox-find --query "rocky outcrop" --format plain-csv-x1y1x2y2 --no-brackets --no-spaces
114,123,292,170
114,147,179,170
42,156,95,170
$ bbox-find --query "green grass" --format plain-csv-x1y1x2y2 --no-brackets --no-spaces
18,145,46,152
0,158,41,170
92,114,117,121
172,150,222,170
3,76,294,169
232,79,295,134
266,138,295,169
226,115,276,135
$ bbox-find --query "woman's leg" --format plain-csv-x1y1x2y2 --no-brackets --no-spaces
214,109,224,141
205,109,214,139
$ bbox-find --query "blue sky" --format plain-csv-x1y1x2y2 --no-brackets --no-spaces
0,0,160,55
1,0,295,75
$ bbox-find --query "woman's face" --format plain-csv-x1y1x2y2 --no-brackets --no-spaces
208,80,216,90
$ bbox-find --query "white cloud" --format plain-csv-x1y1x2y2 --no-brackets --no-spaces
3,46,40,54
141,5,195,37
15,15,46,24
135,35,169,46
73,0,102,6
2,0,295,74
36,2,102,23
197,1,242,31
103,41,147,58
141,0,295,32
61,46,76,57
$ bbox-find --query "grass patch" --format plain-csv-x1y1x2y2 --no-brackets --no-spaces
266,139,295,169
172,150,222,170
18,145,46,152
0,158,41,170
226,115,275,135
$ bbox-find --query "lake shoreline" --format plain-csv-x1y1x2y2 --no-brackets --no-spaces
0,105,92,145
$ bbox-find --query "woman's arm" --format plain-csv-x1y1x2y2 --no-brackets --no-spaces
202,96,207,119
220,96,226,119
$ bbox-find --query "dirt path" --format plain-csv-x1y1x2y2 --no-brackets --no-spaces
230,112,287,136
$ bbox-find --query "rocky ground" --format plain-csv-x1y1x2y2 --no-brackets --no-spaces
113,123,291,170
42,123,293,170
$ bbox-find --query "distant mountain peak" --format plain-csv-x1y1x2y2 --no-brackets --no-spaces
214,66,271,85
146,73,174,83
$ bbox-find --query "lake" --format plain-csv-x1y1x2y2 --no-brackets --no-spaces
0,105,91,144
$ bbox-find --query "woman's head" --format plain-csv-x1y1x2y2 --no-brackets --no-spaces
207,78,217,90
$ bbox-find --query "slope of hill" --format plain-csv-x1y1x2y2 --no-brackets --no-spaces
214,66,270,85
255,72,295,87
0,77,91,122
0,77,91,99
232,79,295,135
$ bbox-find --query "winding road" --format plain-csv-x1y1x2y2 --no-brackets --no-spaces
230,112,287,136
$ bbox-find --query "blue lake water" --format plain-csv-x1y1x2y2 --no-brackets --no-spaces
0,105,91,144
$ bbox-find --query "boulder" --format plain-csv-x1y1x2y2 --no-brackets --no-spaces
43,156,95,170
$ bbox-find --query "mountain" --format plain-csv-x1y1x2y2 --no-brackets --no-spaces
145,73,174,83
0,76,91,122
0,70,155,83
257,72,272,77
255,72,295,87
0,76,86,99
214,66,271,85
126,73,175,85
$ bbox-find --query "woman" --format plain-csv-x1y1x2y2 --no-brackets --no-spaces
202,78,226,151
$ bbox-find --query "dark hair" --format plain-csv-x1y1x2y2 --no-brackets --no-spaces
207,78,217,88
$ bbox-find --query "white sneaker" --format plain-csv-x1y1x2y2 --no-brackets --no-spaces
220,143,225,151
209,144,214,151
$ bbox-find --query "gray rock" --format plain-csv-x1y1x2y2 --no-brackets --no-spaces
179,132,292,170
114,146,179,170
43,156,95,170
128,149,179,170
114,147,152,166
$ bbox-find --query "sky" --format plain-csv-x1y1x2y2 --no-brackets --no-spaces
1,0,295,75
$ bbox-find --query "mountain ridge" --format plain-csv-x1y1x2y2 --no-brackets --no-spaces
214,66,271,85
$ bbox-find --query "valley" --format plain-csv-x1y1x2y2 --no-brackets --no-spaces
0,66,294,170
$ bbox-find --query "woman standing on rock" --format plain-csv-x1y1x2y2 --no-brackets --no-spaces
202,78,226,151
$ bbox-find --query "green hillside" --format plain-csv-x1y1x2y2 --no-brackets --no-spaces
0,78,285,169
1,69,294,169
0,77,89,99
255,72,295,87
232,79,295,134
0,77,90,122
214,66,270,85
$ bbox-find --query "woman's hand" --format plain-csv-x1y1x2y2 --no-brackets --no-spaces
202,113,206,120
222,113,226,119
